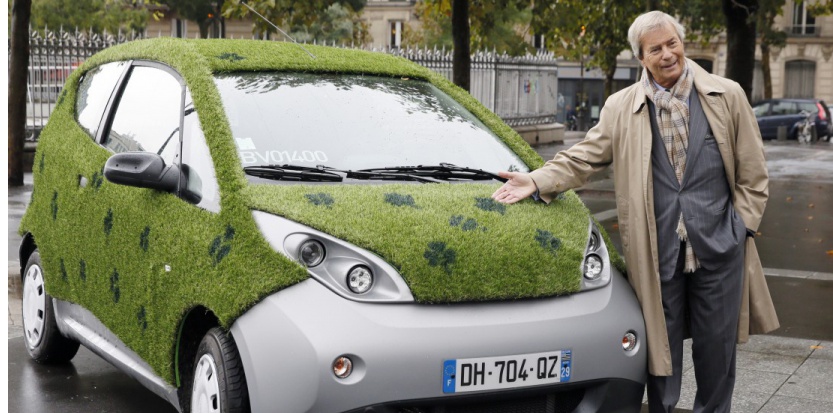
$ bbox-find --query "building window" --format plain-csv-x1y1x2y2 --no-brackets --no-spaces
172,18,187,38
533,34,545,50
784,60,816,98
791,2,816,35
692,58,713,74
390,21,402,48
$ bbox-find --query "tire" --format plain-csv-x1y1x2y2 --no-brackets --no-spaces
22,250,80,363
186,327,250,413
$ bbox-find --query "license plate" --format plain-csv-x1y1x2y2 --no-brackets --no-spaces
442,350,571,394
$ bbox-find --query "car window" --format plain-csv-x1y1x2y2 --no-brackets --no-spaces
181,90,220,213
797,102,817,114
214,72,529,174
76,62,128,139
103,66,182,166
771,101,796,116
752,102,770,117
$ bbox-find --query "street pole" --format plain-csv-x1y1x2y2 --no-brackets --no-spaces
578,25,586,131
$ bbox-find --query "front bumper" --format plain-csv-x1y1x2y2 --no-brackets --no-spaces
230,270,646,413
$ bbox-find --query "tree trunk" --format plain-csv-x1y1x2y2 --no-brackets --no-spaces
604,65,616,100
9,0,32,187
452,0,470,92
761,42,772,99
723,0,758,102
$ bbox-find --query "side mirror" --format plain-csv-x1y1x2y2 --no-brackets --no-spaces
104,152,180,193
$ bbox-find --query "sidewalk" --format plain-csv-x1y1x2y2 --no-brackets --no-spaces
7,169,833,412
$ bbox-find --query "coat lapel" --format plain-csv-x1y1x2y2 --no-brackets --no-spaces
681,90,708,188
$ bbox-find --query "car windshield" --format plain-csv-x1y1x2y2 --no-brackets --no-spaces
213,72,528,177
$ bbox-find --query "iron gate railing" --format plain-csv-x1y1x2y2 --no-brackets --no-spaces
16,28,559,141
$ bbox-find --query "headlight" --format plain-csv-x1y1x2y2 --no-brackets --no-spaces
587,232,600,252
347,266,374,294
583,254,603,280
252,211,414,303
299,240,325,267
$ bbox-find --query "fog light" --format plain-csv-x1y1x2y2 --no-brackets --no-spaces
333,356,353,379
583,254,603,280
622,331,637,352
299,240,325,267
347,266,373,294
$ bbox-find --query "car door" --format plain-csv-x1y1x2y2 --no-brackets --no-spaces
751,101,773,139
770,100,799,138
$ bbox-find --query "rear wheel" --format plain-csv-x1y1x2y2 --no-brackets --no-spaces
188,327,250,413
22,250,80,363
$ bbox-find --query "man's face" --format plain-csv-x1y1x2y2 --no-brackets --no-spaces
639,24,685,89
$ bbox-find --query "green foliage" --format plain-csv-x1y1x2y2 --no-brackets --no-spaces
222,0,370,45
409,0,534,55
532,0,642,97
31,0,149,33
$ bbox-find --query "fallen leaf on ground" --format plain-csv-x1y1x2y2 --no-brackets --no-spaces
808,216,814,220
811,345,824,350
786,196,793,202
827,250,833,256
808,203,815,208
756,232,762,237
612,223,619,230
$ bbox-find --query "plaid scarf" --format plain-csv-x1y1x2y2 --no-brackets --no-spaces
641,62,700,273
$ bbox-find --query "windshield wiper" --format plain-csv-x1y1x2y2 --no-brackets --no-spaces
244,164,343,182
356,163,507,182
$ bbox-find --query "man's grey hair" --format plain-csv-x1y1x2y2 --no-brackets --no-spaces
628,11,686,59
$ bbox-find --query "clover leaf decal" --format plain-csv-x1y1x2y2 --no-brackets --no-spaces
51,191,58,220
104,208,114,236
424,241,457,275
217,52,245,62
110,269,120,303
305,193,335,209
475,197,506,215
385,193,418,208
140,226,151,252
449,215,487,232
209,225,235,266
535,229,562,256
137,306,148,332
60,259,68,282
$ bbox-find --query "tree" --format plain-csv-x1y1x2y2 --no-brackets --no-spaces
222,0,367,44
408,0,534,91
9,0,32,186
30,0,150,33
163,0,223,39
532,0,642,99
409,0,533,56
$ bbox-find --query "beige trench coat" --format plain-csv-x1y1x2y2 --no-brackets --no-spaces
529,60,780,376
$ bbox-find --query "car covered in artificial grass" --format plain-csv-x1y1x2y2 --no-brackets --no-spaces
19,38,646,413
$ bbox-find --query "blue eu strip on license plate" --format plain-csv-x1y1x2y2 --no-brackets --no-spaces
442,350,571,394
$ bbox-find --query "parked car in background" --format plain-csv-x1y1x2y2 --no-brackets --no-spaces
19,38,646,413
752,98,831,142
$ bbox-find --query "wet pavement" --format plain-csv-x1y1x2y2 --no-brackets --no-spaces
6,137,833,413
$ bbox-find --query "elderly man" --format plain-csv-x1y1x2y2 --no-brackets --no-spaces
492,11,779,413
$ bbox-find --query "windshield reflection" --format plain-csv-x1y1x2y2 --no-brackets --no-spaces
214,72,528,175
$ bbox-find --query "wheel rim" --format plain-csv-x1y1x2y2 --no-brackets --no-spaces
191,353,221,413
22,264,47,348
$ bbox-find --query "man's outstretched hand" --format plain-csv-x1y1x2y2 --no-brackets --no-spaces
491,171,537,204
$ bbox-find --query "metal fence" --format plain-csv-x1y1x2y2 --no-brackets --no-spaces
22,28,146,141
17,28,559,141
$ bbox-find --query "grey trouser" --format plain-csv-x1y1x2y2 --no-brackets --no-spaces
647,242,745,413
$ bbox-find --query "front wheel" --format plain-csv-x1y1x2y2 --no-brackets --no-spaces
22,250,80,363
188,327,250,413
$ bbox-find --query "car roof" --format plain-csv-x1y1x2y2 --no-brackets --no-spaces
84,38,435,83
